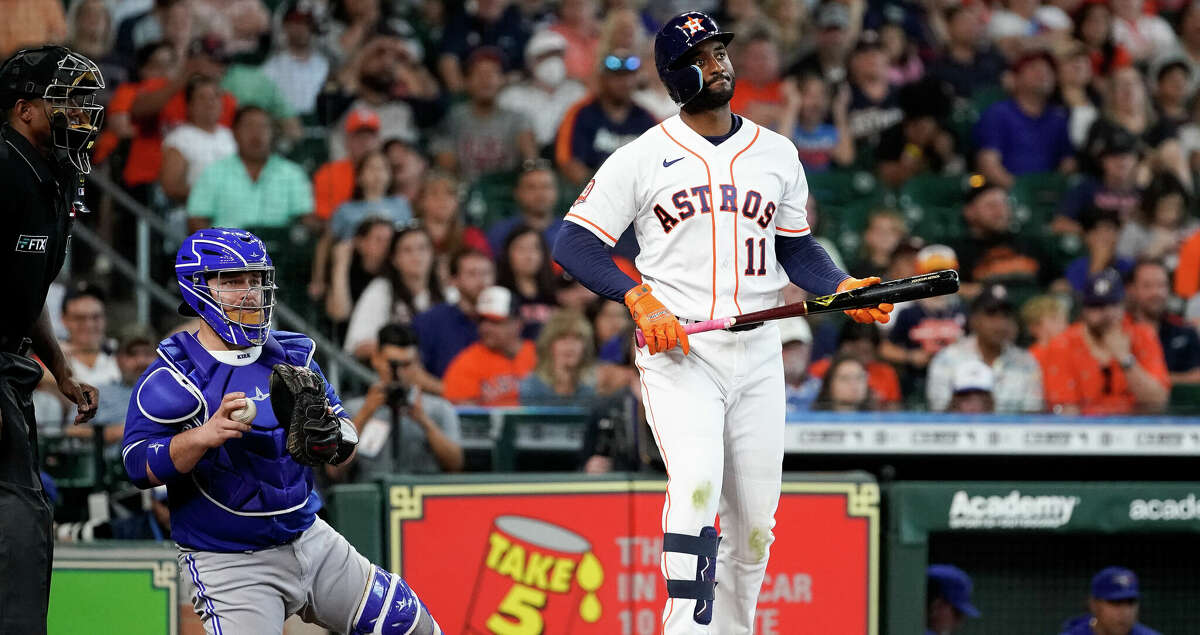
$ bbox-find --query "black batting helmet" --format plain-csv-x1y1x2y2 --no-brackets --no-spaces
654,11,734,105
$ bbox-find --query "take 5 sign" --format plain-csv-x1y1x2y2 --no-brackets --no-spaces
387,478,879,634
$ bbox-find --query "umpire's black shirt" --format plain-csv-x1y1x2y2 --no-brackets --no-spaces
0,124,74,347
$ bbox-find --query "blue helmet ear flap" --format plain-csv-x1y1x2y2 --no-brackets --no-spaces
663,64,703,105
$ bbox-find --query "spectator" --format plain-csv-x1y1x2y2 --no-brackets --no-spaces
780,317,821,415
1111,0,1177,63
879,6,923,85
1058,567,1162,635
412,249,496,377
344,226,445,358
927,3,1005,101
415,171,492,277
190,0,270,57
1150,58,1192,134
875,77,958,189
813,355,874,412
325,218,395,325
786,2,855,86
334,323,464,480
0,0,66,58
850,209,908,279
590,296,633,361
1117,173,1197,263
497,225,558,338
1126,260,1200,383
975,51,1075,189
951,179,1052,290
579,356,661,474
87,328,159,447
159,76,237,204
845,32,903,153
218,41,303,143
384,137,428,201
727,30,787,132
116,0,190,60
1161,2,1200,94
319,0,390,67
1056,39,1100,149
437,0,530,93
324,37,421,160
1080,67,1161,175
926,564,981,635
1041,269,1170,415
261,4,329,116
433,47,537,184
314,108,382,222
1056,127,1141,234
66,0,131,103
1022,294,1071,367
1066,207,1134,292
987,0,1055,58
442,286,537,406
498,29,588,151
810,321,903,407
780,73,854,172
556,48,658,185
520,310,597,405
330,150,414,241
60,285,120,387
187,106,314,232
765,0,807,58
1074,1,1133,79
945,359,996,414
487,160,564,255
881,246,967,376
927,284,1044,413
549,0,601,82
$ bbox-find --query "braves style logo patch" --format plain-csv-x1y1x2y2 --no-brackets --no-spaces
15,235,48,253
574,179,596,206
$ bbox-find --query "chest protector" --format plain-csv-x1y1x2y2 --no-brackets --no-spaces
158,331,317,517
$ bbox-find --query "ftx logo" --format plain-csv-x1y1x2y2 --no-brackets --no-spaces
15,235,47,253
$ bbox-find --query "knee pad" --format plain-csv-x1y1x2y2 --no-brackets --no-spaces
663,526,721,625
352,566,444,635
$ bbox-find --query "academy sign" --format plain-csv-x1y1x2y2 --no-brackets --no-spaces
949,490,1081,529
1129,494,1200,521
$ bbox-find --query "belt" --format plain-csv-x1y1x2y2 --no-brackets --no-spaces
678,318,763,333
0,336,31,356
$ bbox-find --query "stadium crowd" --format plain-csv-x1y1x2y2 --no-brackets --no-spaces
12,0,1200,495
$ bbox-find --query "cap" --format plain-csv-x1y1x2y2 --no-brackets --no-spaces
916,244,958,275
477,286,519,321
1091,566,1140,601
526,29,567,60
971,284,1014,314
853,30,884,55
344,108,380,134
283,4,317,26
1082,268,1125,306
951,359,995,394
816,2,851,30
778,317,813,345
927,564,981,618
1009,49,1056,73
1079,205,1122,232
465,46,506,72
189,35,229,64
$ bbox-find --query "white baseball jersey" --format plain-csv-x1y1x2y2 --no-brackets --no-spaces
565,114,811,320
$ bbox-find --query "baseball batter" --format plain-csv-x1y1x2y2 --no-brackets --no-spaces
552,12,893,633
121,228,442,634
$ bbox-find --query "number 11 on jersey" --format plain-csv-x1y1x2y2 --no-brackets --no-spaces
744,237,766,276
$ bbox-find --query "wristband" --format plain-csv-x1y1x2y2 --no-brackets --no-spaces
146,437,183,482
1119,354,1135,370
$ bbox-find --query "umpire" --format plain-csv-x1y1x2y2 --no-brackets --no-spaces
0,45,104,633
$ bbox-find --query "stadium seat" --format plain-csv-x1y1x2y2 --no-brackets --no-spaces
1009,172,1073,237
1169,383,1200,415
463,170,519,229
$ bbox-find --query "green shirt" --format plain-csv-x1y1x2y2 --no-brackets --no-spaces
221,64,295,120
188,154,313,228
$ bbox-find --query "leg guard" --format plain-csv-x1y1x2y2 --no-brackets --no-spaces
351,566,443,635
663,526,721,625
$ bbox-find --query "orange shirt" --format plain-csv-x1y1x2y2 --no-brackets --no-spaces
807,357,902,405
442,340,537,406
313,160,354,220
1174,231,1200,299
1040,320,1170,415
729,80,784,118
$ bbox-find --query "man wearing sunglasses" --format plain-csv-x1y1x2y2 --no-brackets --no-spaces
553,11,892,633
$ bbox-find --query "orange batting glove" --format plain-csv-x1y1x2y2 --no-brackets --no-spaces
837,276,895,324
625,283,689,355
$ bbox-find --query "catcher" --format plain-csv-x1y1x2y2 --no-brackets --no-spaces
121,228,442,634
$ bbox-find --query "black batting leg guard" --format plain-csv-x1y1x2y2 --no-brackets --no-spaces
663,526,721,625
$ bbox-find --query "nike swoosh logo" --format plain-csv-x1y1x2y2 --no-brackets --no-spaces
663,157,685,167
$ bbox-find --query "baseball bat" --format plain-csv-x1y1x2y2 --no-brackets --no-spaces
635,269,960,348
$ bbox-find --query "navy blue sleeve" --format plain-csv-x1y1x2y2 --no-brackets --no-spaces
552,223,639,303
774,234,849,296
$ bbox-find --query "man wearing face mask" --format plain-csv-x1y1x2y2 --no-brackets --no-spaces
499,30,587,152
0,45,104,633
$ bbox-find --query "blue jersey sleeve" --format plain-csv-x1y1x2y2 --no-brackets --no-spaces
552,222,639,303
121,361,206,489
775,234,849,296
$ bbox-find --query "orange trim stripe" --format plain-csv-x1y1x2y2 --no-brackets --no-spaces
554,96,593,168
660,122,717,319
777,225,811,234
635,358,673,632
565,212,619,244
727,125,761,315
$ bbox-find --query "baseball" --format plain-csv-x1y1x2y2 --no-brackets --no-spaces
231,399,256,424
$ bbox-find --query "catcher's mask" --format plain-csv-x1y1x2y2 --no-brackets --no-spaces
0,45,105,173
176,228,277,347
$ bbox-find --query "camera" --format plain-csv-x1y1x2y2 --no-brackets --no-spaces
385,382,410,409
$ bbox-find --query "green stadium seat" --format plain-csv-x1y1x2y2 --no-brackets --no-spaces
463,170,519,229
1010,172,1072,236
1169,383,1200,415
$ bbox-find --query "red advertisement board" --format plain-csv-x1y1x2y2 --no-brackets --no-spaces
388,479,878,635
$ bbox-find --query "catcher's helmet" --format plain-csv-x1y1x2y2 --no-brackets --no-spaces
654,11,734,105
176,228,277,347
0,45,105,173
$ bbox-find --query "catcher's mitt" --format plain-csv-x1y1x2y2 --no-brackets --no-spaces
270,363,346,466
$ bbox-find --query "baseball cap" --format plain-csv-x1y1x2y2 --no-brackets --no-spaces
853,30,884,55
477,286,519,321
1091,566,1140,601
344,108,381,134
526,29,567,60
971,284,1014,314
816,2,851,30
927,564,981,618
1092,127,1139,159
916,244,958,275
1009,49,1056,73
951,360,995,395
778,317,813,345
1082,268,1125,307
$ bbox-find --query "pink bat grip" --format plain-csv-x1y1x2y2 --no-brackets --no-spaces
634,318,734,348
